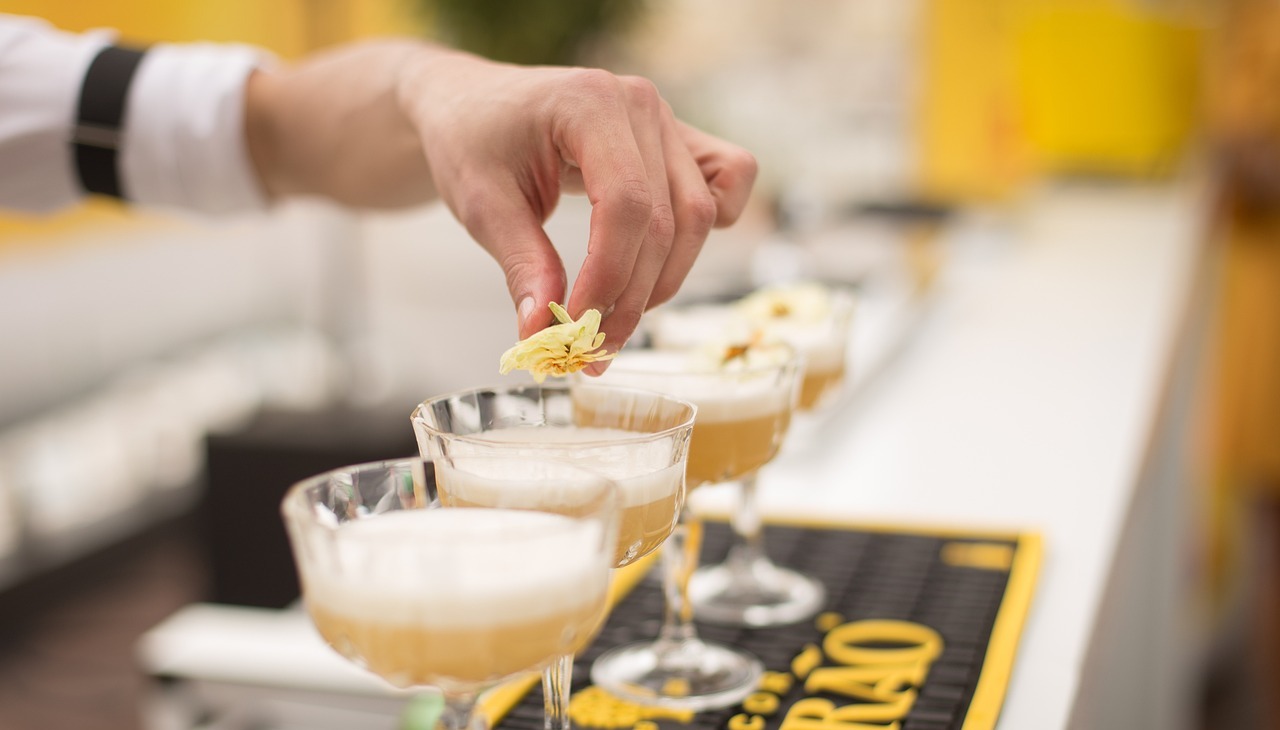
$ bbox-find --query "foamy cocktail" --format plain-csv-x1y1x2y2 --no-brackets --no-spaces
579,347,797,488
738,283,855,410
412,384,696,730
648,282,855,412
303,508,609,687
412,383,695,568
585,343,800,711
436,426,685,566
281,458,618,730
648,288,846,628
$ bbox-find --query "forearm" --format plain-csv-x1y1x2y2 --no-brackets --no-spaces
244,39,442,209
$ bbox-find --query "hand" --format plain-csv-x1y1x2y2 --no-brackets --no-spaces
246,40,757,358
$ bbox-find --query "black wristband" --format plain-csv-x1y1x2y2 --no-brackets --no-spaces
73,45,147,199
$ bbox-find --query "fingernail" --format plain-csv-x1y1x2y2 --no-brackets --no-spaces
518,296,536,330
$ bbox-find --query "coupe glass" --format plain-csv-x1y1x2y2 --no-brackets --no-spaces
281,457,618,730
584,346,800,709
646,286,854,628
412,383,696,729
648,286,855,412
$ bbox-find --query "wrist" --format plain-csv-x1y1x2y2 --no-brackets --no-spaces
394,43,495,131
243,40,438,208
244,67,286,200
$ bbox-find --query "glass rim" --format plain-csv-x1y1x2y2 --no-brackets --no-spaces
605,340,803,378
280,453,626,526
410,380,698,447
280,456,423,525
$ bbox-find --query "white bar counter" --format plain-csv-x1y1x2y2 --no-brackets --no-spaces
140,178,1216,730
724,177,1215,729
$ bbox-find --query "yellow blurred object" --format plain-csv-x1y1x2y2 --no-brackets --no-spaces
0,0,424,245
919,0,1029,202
1015,1,1202,177
919,0,1205,202
0,0,423,59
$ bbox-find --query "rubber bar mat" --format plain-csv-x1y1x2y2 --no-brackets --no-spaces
492,519,1040,730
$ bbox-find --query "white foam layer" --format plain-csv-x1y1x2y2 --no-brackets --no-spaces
739,285,855,371
593,350,793,422
647,305,750,349
452,427,683,507
648,288,854,372
760,322,847,370
300,509,609,626
737,281,835,324
437,455,609,510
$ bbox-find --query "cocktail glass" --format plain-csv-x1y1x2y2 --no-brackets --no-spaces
739,284,856,413
584,346,800,709
648,285,856,413
692,285,855,626
645,285,854,627
280,457,618,730
412,383,696,729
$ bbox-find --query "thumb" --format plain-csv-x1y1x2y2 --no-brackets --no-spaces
461,194,567,339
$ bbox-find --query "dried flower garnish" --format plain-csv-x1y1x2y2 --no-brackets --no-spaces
738,282,832,324
721,343,751,365
499,302,615,382
688,330,791,372
718,330,768,366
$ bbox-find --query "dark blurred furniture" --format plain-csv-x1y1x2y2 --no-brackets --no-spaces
199,405,419,608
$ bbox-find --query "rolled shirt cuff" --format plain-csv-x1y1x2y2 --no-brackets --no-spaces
122,41,271,216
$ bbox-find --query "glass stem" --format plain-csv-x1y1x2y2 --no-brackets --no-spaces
542,654,573,730
657,511,704,650
727,471,768,574
440,692,484,730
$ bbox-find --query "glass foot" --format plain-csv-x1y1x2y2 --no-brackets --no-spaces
689,557,826,628
589,638,762,712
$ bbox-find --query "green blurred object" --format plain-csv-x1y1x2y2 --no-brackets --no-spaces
401,692,446,730
420,0,645,65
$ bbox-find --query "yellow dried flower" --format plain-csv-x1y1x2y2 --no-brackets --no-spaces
499,302,616,382
737,282,832,324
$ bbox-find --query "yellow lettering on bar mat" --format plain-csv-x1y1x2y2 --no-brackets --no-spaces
941,541,1016,571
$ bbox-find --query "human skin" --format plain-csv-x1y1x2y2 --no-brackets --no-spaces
243,39,758,362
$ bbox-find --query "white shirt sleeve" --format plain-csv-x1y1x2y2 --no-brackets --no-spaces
0,14,270,216
0,15,109,213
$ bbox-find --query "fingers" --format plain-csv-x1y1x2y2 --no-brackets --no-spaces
560,74,745,364
596,97,717,360
442,65,758,354
677,120,759,227
557,72,653,322
571,77,678,359
648,110,718,310
455,179,569,339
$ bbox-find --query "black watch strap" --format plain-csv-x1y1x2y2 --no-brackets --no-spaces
73,45,147,199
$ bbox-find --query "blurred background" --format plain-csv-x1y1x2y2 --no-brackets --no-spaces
0,0,1277,728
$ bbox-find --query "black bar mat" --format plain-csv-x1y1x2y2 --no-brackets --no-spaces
488,518,1041,730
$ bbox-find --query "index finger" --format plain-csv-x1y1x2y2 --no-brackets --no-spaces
553,78,654,320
